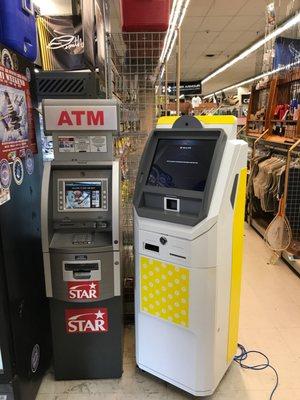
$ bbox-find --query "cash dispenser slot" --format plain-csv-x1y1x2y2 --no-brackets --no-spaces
64,262,99,280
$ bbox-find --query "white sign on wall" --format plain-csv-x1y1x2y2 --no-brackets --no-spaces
44,105,118,131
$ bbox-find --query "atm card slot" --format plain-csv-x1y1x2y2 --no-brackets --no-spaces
169,253,186,260
144,243,159,252
64,263,99,271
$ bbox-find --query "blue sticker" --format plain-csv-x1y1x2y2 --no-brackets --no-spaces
13,157,24,185
0,159,11,189
25,149,34,175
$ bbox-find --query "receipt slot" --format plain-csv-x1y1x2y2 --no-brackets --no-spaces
134,116,248,396
41,99,123,380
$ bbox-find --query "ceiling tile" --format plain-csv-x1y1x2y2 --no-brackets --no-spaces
181,16,204,32
238,0,268,16
186,0,214,16
197,16,233,31
207,0,248,16
225,15,263,31
211,30,241,42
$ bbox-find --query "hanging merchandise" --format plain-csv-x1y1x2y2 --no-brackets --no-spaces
0,0,37,61
274,37,300,69
0,44,37,162
37,15,85,71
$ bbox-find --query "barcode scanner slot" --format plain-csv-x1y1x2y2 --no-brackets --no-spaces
145,243,159,252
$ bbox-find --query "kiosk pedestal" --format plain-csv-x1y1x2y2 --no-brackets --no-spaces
134,116,247,396
41,99,123,380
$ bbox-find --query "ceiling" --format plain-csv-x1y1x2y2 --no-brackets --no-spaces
110,0,300,94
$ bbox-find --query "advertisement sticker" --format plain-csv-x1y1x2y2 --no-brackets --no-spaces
0,64,37,161
58,136,75,152
67,281,100,300
65,308,108,334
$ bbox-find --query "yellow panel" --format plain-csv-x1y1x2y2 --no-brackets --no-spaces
196,115,236,125
227,168,247,362
157,115,236,127
140,256,189,327
157,116,180,126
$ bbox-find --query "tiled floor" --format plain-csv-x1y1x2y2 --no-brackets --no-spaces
37,224,300,400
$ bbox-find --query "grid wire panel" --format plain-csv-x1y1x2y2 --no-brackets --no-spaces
111,33,165,283
111,32,166,132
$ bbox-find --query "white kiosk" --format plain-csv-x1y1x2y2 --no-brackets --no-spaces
133,115,247,396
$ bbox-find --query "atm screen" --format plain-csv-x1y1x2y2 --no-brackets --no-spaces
64,181,102,210
147,139,217,191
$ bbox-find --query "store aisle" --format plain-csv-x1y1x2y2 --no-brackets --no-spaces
37,224,300,400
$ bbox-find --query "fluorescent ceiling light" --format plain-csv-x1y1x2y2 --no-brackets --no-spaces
203,59,300,99
202,12,300,84
160,0,190,65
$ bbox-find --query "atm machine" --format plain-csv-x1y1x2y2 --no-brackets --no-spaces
41,99,123,380
133,115,247,396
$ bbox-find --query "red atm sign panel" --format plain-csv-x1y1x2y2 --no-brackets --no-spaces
44,105,118,131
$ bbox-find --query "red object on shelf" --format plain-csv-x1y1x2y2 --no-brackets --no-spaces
120,0,170,32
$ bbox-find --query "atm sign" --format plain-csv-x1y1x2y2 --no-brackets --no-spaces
44,105,118,131
67,281,100,300
57,110,104,126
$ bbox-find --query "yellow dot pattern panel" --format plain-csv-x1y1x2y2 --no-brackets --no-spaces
140,256,190,327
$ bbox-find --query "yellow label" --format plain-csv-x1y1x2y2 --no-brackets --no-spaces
140,256,189,327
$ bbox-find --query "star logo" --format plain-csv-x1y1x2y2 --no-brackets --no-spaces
95,310,105,320
90,282,97,289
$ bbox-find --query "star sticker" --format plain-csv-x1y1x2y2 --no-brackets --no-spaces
90,283,97,289
95,310,105,320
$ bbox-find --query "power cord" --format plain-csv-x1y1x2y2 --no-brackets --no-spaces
234,344,279,400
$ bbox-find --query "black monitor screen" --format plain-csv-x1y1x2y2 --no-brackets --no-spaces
147,139,217,191
64,181,102,210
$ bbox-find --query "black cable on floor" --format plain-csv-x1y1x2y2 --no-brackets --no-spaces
234,344,279,400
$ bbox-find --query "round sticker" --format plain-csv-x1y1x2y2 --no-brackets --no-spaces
1,49,13,69
25,149,34,175
0,159,12,189
13,158,24,185
31,344,40,373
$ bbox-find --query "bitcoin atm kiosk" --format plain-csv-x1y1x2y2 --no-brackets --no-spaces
41,99,123,380
134,116,247,396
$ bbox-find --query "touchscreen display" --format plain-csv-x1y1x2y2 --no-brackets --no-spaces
64,181,102,209
147,139,216,191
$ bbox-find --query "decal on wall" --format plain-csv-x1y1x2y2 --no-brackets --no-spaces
0,61,37,161
25,149,34,175
65,308,108,334
67,281,100,300
12,157,24,185
0,159,11,189
140,256,190,327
